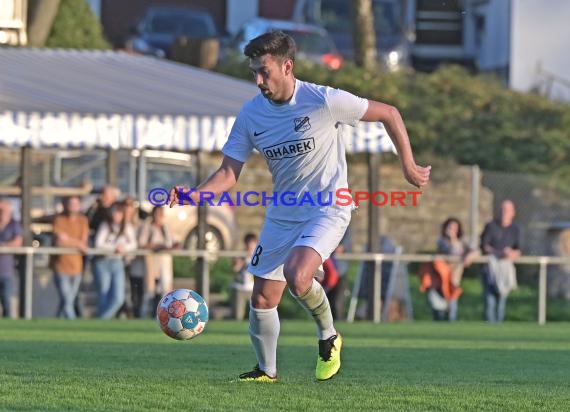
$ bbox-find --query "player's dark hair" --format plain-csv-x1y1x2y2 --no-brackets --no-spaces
244,30,296,62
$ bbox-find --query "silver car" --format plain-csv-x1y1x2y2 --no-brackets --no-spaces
224,17,344,70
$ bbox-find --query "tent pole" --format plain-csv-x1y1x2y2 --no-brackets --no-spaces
366,152,381,322
19,146,33,319
106,148,118,187
195,151,209,303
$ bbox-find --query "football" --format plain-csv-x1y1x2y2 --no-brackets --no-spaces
156,289,209,340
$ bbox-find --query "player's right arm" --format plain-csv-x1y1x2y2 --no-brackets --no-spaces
325,87,429,189
361,100,430,189
170,106,253,207
169,156,244,207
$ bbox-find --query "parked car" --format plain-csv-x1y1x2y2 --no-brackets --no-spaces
224,17,344,70
126,7,220,59
293,0,411,71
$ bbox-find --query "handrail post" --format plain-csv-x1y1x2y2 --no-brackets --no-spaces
538,258,547,325
200,250,210,304
24,247,34,320
373,256,382,324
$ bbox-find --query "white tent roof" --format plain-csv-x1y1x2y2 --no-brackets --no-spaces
0,48,395,153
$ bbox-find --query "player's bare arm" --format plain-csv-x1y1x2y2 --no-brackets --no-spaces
169,155,244,207
361,100,431,188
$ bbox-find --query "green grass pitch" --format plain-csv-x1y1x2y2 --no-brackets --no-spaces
0,320,569,411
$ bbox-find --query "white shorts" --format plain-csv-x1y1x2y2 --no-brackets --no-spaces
247,213,350,282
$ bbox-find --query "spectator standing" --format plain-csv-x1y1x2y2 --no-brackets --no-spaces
231,233,258,320
93,201,137,319
480,200,521,323
327,229,351,320
52,196,89,319
122,196,141,318
137,206,175,318
0,200,23,318
86,185,120,235
356,235,398,320
84,185,119,317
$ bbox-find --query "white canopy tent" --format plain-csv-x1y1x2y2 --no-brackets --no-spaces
0,48,395,153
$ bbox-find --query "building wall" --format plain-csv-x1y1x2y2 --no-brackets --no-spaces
258,0,297,20
510,0,570,101
226,0,258,35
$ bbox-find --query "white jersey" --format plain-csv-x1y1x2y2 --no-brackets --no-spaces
222,79,368,222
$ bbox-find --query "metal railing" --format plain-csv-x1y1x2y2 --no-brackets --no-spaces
3,246,570,324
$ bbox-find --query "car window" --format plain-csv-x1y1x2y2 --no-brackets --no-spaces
58,152,129,194
232,28,246,47
148,11,217,37
319,0,400,36
146,162,198,192
284,30,333,54
319,0,346,32
180,17,215,37
149,13,180,34
372,2,400,36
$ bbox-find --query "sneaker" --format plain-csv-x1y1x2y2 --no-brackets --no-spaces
238,365,277,383
315,334,343,381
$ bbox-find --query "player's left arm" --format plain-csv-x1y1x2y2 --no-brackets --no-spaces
361,100,431,188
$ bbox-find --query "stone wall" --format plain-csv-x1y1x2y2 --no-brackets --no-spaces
346,158,493,253
206,152,494,254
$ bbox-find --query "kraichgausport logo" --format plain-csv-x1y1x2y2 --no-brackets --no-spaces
262,137,315,160
148,187,422,207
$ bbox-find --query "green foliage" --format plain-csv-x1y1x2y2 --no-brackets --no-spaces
45,0,110,49
215,60,570,180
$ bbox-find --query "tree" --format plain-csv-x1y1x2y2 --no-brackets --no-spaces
351,0,377,71
45,0,110,49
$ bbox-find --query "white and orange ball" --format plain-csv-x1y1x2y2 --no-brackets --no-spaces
156,289,209,340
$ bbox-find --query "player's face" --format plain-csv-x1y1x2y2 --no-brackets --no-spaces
249,54,293,103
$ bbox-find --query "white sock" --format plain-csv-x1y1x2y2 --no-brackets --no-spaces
248,303,279,377
291,278,337,340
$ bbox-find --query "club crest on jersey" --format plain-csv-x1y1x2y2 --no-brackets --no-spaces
294,117,311,133
262,137,315,160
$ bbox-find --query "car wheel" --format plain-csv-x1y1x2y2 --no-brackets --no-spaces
184,225,225,259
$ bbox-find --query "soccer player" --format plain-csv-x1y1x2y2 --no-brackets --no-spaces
169,31,430,382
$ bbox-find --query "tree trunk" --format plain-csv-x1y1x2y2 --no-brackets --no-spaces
351,0,377,70
27,0,61,47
